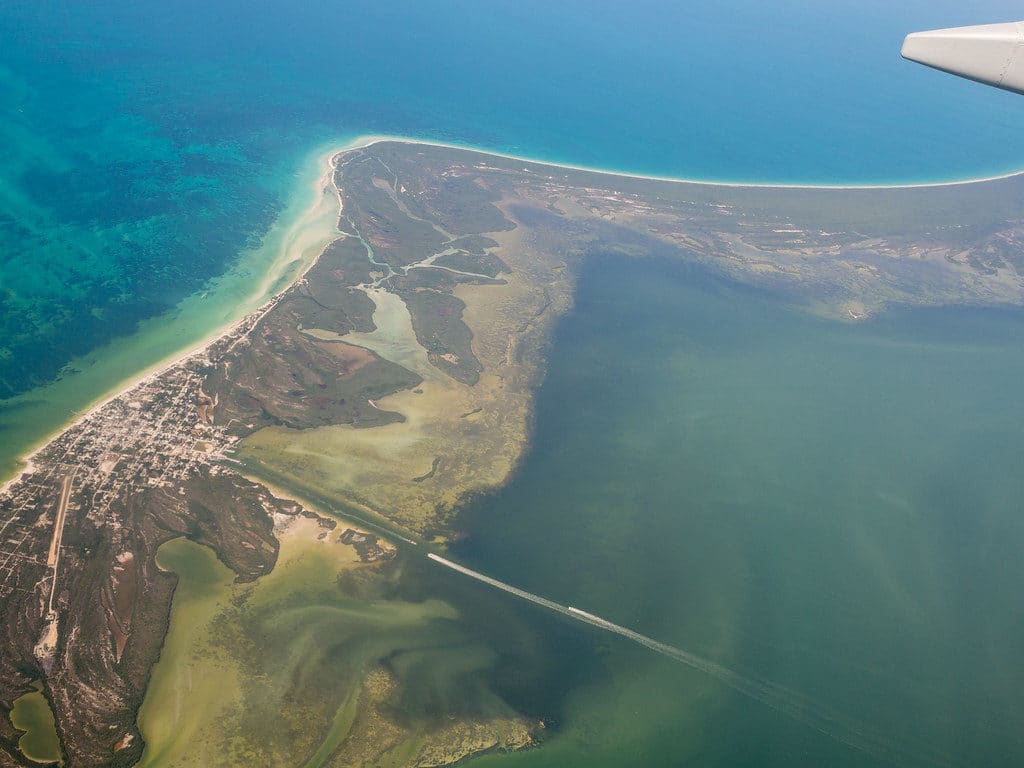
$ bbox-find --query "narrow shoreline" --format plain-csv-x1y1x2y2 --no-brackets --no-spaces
340,133,1024,191
5,133,1023,492
0,145,350,494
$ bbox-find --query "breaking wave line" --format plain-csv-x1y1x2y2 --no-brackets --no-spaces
427,553,953,767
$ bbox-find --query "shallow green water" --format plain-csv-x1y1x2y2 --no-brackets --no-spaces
127,253,1024,766
137,523,535,767
136,538,240,768
9,681,61,765
443,255,1024,767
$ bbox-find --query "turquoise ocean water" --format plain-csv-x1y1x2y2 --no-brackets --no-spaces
2,0,1024,413
4,3,1024,765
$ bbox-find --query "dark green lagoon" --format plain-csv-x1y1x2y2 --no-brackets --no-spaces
433,255,1024,767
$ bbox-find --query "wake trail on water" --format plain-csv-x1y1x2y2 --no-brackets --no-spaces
427,553,953,768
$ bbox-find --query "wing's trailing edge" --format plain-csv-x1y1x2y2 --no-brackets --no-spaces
902,21,1024,95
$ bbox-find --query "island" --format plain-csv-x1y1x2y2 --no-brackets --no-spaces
2,140,1024,767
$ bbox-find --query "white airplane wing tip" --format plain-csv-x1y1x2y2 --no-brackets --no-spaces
902,22,1024,95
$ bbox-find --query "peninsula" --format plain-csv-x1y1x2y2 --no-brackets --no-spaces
2,141,1024,767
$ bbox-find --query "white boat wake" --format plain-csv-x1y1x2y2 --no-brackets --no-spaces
427,553,953,767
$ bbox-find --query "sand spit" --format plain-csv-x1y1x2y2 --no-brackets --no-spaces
339,133,1024,190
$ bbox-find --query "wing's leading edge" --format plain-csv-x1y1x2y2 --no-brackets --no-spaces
902,21,1024,95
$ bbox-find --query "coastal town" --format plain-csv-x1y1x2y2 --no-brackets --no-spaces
0,291,283,619
0,352,231,609
0,283,406,765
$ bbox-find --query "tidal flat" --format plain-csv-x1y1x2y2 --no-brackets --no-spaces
138,516,533,768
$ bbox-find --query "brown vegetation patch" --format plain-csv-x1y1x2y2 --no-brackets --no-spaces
99,551,139,663
328,667,534,767
313,340,376,378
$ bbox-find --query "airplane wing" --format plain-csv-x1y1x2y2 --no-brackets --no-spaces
902,21,1024,95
